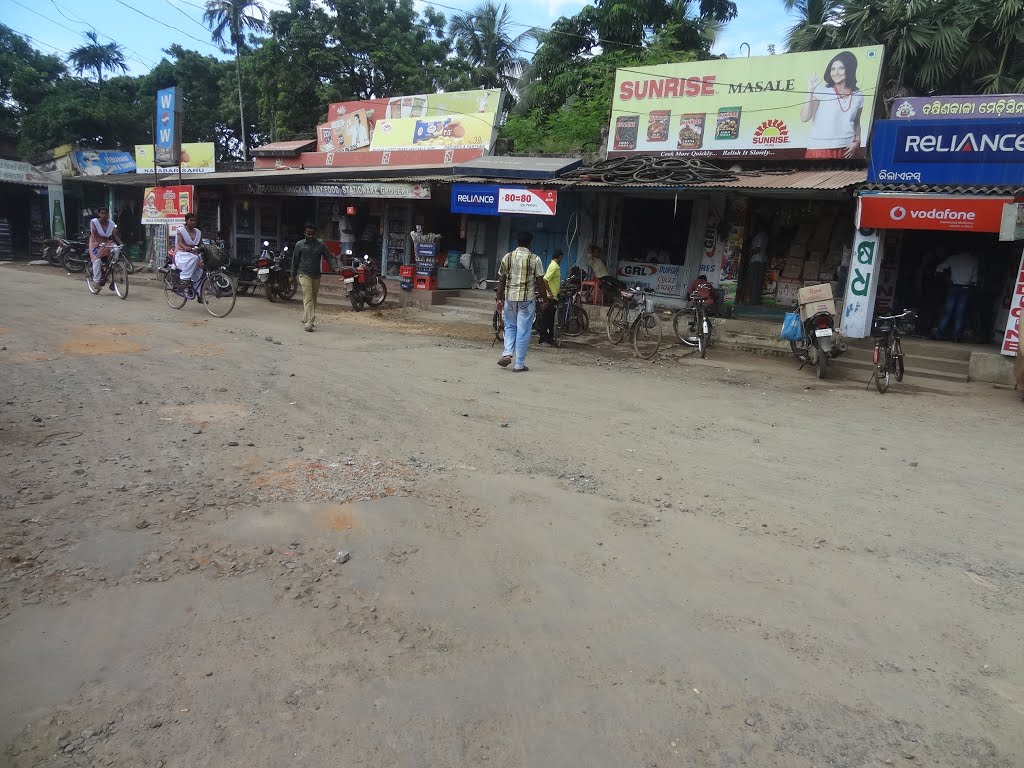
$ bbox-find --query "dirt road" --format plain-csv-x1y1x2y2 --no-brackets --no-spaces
1,265,1021,768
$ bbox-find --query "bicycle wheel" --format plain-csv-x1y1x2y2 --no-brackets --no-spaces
111,262,128,299
893,341,905,382
86,267,101,295
575,305,590,333
201,273,237,317
562,304,585,337
120,255,135,274
606,301,626,344
164,273,187,309
672,309,693,343
632,312,662,359
874,343,891,393
552,304,564,348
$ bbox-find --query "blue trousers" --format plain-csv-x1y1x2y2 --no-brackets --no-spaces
503,300,535,368
938,285,969,338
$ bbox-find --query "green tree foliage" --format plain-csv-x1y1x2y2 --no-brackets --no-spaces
783,0,1024,97
67,30,128,85
0,25,65,147
449,2,530,108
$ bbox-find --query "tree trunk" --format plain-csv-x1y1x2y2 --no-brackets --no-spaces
235,51,248,160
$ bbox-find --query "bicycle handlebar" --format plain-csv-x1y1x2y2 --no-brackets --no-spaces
876,309,916,321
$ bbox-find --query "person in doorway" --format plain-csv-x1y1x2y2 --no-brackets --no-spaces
687,274,723,316
800,50,864,159
586,244,609,279
932,249,980,341
538,250,563,345
496,232,549,372
172,213,203,295
291,223,332,332
746,223,769,305
87,207,122,289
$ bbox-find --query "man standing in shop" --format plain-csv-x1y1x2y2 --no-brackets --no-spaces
291,223,332,332
538,249,563,345
496,232,549,372
746,222,769,305
932,249,980,341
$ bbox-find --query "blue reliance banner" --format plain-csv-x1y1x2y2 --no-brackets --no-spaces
71,150,136,176
155,87,181,168
451,183,500,215
869,118,1024,185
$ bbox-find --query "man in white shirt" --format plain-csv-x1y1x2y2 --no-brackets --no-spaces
933,250,979,341
746,225,769,305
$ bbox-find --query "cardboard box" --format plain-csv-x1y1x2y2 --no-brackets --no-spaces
797,282,833,304
802,260,820,280
800,298,836,320
781,260,803,279
776,278,802,305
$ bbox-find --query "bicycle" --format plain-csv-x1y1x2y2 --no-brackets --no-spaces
871,309,916,394
160,247,237,318
550,277,589,348
85,244,129,300
671,288,714,358
606,286,662,359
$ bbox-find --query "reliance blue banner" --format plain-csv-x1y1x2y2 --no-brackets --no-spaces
155,86,181,168
869,118,1024,185
71,150,136,175
451,183,500,215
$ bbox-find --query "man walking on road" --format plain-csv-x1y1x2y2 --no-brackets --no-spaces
291,223,332,332
496,232,548,372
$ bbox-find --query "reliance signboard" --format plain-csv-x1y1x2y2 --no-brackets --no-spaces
868,118,1024,186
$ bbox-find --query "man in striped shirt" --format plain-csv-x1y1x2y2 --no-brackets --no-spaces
496,232,549,372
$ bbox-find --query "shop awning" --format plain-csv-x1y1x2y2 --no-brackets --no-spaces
861,182,1024,196
454,155,582,180
0,159,61,186
250,140,316,157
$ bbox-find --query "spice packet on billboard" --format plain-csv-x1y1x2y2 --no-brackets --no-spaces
647,110,670,142
677,114,706,149
614,116,639,150
715,107,742,140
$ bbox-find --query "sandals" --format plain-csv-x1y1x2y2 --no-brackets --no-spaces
512,366,529,373
497,356,512,367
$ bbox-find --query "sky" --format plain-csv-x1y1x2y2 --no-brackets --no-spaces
4,0,798,76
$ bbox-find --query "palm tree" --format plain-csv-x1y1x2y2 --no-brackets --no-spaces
783,0,841,53
203,0,268,159
449,2,531,107
67,30,128,85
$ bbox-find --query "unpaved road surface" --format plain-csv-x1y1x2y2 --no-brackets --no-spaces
1,265,1021,768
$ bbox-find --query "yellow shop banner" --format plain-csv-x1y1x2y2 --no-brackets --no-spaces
135,143,216,174
607,46,884,160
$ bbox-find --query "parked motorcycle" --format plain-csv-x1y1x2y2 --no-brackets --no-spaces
340,254,387,311
42,239,63,267
57,238,89,273
224,241,266,295
789,307,848,379
261,244,296,302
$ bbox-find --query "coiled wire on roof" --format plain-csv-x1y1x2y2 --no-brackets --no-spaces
561,156,738,186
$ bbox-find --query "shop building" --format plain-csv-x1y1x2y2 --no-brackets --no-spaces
843,97,1024,362
0,159,61,260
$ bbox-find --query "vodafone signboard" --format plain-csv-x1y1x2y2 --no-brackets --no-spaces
858,195,1013,232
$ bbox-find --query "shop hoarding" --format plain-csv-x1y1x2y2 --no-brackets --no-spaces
606,46,884,160
155,87,182,167
0,159,56,186
135,143,215,174
450,184,557,216
1002,250,1024,356
318,89,503,153
615,262,682,295
71,150,136,175
999,203,1024,241
246,182,430,199
858,194,1013,233
891,94,1024,120
142,185,194,226
868,118,1024,186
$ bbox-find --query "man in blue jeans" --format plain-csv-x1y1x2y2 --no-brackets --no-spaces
933,250,979,341
496,232,549,372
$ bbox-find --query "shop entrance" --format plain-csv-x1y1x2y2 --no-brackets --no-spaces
233,201,281,264
618,196,692,265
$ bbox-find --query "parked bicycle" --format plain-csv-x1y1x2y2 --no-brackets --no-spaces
871,309,916,394
672,285,715,358
85,244,129,300
606,286,661,359
159,243,237,318
550,272,589,347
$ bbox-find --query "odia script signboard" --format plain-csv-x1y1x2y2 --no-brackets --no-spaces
842,228,884,338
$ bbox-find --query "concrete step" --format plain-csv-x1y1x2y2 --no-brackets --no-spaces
428,303,494,321
832,355,968,384
443,296,497,310
841,348,969,376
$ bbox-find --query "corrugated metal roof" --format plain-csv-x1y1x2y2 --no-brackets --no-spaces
560,168,866,191
251,139,316,156
861,182,1024,196
454,155,582,179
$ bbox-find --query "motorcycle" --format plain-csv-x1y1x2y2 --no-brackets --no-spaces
789,307,848,379
42,239,63,267
57,238,89,273
224,240,264,295
340,253,387,311
260,244,296,302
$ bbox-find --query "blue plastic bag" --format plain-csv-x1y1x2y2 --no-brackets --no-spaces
780,311,803,342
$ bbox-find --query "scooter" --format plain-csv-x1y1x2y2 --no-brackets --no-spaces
261,244,296,302
340,254,387,311
789,308,848,379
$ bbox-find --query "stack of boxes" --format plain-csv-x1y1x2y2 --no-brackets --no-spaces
797,282,835,321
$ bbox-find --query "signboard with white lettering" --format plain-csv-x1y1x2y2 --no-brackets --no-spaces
859,194,1013,232
245,182,430,199
869,118,1024,185
616,262,682,295
450,184,557,216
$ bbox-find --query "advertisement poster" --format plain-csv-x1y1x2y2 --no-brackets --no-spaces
317,89,503,153
1001,249,1024,356
891,94,1024,120
858,194,1013,233
142,185,194,226
616,262,682,295
71,150,136,176
607,46,884,160
155,87,181,167
135,143,215,174
450,184,557,216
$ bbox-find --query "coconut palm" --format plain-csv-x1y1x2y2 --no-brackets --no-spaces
203,0,268,159
67,30,128,85
783,0,841,53
449,2,531,107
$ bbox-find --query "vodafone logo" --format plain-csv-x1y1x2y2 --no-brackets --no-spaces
890,206,907,221
860,195,1011,233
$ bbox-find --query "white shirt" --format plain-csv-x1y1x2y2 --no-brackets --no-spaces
808,84,864,149
936,252,979,286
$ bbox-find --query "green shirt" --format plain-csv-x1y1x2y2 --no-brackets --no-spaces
291,237,330,278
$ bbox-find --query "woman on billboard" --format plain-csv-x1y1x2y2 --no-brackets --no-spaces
801,51,864,159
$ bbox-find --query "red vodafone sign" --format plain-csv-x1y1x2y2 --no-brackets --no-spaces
859,195,1013,232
